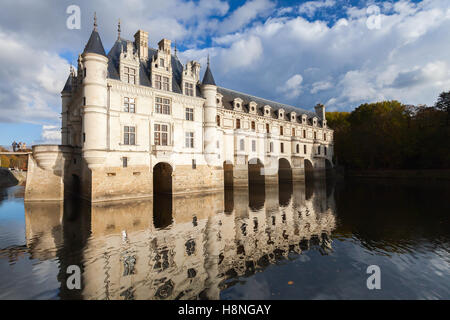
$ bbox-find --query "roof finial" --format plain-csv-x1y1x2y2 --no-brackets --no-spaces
94,12,98,31
207,54,210,68
117,18,121,40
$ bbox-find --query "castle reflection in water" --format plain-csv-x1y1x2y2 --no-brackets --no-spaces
24,180,336,300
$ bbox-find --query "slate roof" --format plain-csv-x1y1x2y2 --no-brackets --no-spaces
202,64,216,85
85,34,321,122
217,87,317,122
61,74,72,93
83,30,106,56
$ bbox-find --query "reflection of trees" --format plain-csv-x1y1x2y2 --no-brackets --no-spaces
23,182,336,300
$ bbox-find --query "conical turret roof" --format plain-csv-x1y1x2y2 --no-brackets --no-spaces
202,56,216,85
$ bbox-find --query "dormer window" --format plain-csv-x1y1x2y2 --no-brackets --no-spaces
302,115,307,124
184,82,194,96
278,109,285,120
124,67,136,84
264,105,271,117
313,117,317,126
160,58,165,68
233,98,243,111
290,112,297,122
249,101,257,114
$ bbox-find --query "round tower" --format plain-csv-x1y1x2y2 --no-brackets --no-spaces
81,14,108,168
201,56,219,166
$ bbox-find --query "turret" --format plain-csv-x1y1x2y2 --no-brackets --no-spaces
81,13,108,168
201,56,219,166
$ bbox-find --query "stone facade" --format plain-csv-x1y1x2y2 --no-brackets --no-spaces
24,20,334,203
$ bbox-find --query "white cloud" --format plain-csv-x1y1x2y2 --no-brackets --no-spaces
278,74,303,99
298,0,336,18
311,81,333,94
40,125,61,144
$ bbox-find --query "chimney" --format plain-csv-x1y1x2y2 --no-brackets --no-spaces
134,30,148,60
314,103,326,120
158,38,171,55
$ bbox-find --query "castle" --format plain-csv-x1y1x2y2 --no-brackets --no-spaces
24,16,334,203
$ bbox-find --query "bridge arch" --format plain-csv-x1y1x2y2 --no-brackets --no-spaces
153,162,173,229
304,159,314,184
223,160,234,189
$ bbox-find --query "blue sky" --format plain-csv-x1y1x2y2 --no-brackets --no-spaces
0,0,449,147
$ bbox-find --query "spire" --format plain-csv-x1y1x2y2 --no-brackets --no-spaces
62,66,73,93
94,12,98,31
117,19,121,40
83,12,106,56
202,54,216,86
174,41,177,57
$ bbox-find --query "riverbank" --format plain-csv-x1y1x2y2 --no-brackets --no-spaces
0,168,26,188
345,169,450,180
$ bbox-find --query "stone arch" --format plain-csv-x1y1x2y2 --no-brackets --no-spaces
278,158,292,183
223,160,233,189
304,158,314,184
153,162,173,229
248,158,265,210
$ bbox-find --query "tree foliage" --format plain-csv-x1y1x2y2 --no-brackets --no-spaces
327,94,450,170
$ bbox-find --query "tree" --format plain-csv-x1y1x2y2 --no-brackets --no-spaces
435,91,450,126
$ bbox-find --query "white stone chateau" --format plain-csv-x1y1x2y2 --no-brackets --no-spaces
24,16,334,203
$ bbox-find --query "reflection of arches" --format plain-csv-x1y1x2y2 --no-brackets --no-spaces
69,174,81,198
278,158,292,206
153,162,173,229
248,158,264,185
223,161,233,189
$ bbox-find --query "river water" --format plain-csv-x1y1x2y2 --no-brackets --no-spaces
0,179,449,300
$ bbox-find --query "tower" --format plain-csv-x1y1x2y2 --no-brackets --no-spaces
81,13,108,168
201,56,219,166
61,67,73,145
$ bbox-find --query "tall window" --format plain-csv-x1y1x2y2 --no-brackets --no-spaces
318,146,321,155
292,128,296,136
314,131,317,140
296,144,299,153
280,142,284,153
252,140,256,152
304,145,307,154
124,97,135,113
185,82,194,96
154,124,168,146
216,115,221,126
236,119,241,129
124,126,136,145
251,121,256,131
185,132,194,148
240,139,244,151
185,108,194,121
160,58,165,68
155,75,162,89
163,76,170,91
266,123,270,133
124,67,136,84
324,146,327,156
324,133,327,141
155,97,171,114
303,130,306,138
122,157,128,168
280,126,284,136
